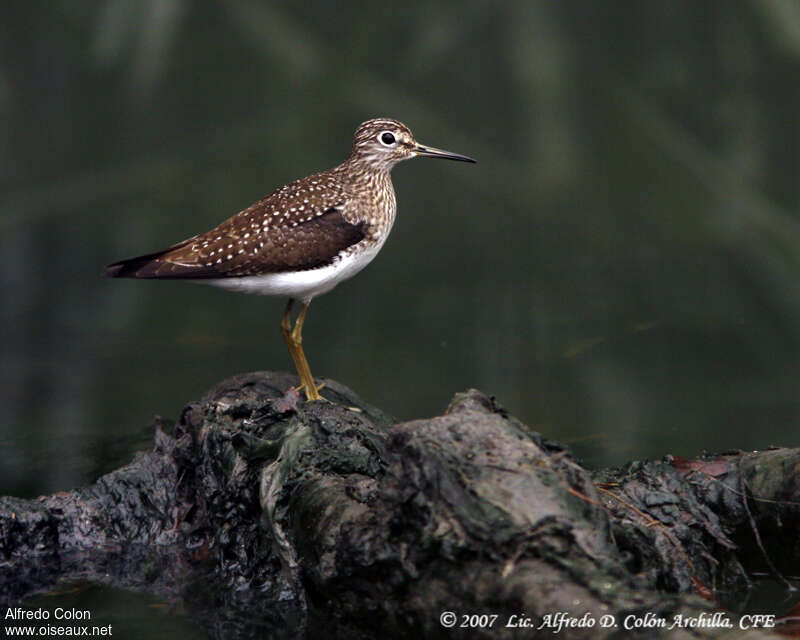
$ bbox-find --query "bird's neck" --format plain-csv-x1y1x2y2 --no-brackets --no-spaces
337,159,397,236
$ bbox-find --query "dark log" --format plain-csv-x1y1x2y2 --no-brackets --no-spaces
1,372,795,639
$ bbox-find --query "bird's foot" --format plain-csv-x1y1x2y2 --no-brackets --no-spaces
296,380,328,402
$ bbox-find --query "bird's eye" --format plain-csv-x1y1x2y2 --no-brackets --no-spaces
379,132,396,146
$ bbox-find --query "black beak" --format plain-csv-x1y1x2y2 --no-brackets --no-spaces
414,143,477,163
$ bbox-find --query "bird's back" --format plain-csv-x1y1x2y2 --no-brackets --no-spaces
104,167,368,281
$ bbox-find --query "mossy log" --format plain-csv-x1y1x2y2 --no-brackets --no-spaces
1,372,796,639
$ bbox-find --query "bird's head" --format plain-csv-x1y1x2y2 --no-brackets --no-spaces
350,118,476,171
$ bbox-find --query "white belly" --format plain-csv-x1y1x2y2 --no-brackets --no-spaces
203,242,383,303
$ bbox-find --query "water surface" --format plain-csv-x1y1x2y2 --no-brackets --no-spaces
2,1,800,635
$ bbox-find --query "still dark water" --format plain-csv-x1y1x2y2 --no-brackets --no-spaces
2,1,800,636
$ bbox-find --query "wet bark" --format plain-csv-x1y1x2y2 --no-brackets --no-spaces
1,371,796,639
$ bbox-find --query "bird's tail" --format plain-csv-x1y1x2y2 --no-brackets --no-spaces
103,239,193,279
104,249,168,278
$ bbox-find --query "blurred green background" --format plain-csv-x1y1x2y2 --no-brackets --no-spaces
4,1,800,635
3,0,800,502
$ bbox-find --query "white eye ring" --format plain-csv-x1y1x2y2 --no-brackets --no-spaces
378,131,397,147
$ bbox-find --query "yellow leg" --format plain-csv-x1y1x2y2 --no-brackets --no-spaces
280,299,322,401
291,302,322,401
281,300,304,380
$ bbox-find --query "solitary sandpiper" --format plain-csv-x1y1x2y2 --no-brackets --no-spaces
104,118,476,400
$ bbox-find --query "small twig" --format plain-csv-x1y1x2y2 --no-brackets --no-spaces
595,485,660,527
685,465,800,508
566,486,601,507
595,485,695,573
737,456,797,592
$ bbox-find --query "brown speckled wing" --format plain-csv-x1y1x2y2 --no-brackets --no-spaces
105,174,366,279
